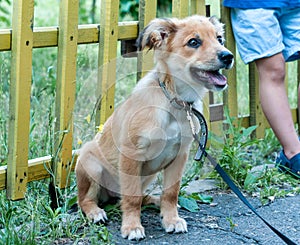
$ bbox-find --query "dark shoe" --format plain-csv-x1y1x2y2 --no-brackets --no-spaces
276,151,300,178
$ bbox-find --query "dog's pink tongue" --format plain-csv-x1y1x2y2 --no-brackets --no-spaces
207,71,227,86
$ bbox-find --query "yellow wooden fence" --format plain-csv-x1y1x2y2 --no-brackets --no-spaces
0,0,299,200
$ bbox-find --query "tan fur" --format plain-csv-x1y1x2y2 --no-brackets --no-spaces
75,15,233,241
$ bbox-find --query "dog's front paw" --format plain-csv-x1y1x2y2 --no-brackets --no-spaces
86,207,108,223
121,224,145,241
162,216,188,233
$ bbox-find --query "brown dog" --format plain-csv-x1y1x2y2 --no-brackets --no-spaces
75,15,233,241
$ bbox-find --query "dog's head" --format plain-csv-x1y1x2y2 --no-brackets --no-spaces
137,15,234,100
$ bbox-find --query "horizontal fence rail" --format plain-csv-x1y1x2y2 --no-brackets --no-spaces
0,22,139,51
0,0,299,200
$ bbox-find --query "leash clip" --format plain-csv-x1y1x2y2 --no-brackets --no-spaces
186,105,197,136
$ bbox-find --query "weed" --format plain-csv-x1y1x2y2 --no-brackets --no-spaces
104,202,122,223
208,107,300,204
226,216,238,231
209,107,259,189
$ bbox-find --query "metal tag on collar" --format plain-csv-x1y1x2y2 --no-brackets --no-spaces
186,105,196,135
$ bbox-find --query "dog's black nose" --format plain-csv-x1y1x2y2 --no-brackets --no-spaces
218,51,234,68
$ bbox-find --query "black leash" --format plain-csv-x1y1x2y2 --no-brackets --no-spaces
190,108,297,245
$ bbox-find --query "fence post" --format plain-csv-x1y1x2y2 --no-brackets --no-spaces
190,0,206,16
7,0,34,200
96,0,120,127
172,0,189,18
249,63,267,137
221,7,237,118
53,0,79,190
136,0,157,80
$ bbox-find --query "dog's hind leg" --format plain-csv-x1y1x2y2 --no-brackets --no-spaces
75,157,108,223
142,195,160,207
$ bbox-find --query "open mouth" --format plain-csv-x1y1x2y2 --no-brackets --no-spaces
190,67,227,89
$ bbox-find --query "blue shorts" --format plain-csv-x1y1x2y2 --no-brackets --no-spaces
231,8,300,64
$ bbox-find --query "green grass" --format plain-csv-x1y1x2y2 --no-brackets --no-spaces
0,176,113,244
0,51,10,164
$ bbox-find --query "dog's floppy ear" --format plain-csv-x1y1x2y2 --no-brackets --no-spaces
136,18,177,51
209,16,224,37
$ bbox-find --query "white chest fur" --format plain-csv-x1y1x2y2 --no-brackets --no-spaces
140,110,194,175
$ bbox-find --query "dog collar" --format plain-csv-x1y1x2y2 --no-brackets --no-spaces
158,80,191,110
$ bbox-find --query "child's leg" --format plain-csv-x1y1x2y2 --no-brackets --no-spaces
255,53,300,159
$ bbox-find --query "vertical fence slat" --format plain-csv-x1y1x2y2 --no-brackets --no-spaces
172,0,189,18
249,63,267,137
7,0,34,200
0,167,6,190
137,0,157,80
96,0,120,127
221,7,237,117
54,0,79,188
190,0,206,15
209,6,239,137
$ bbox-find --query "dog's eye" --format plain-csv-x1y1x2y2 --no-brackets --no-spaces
187,38,202,48
217,35,224,45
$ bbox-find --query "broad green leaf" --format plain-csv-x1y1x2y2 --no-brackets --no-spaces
178,196,199,212
190,193,213,204
242,125,258,138
66,195,77,210
244,171,261,189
